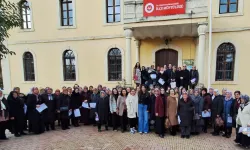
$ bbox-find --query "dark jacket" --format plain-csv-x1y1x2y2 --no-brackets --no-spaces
8,92,25,119
70,91,82,110
211,95,224,121
138,91,151,111
150,94,156,120
155,95,166,117
203,93,212,111
96,96,109,122
189,70,199,84
179,69,190,87
178,98,194,126
41,93,56,122
57,94,70,119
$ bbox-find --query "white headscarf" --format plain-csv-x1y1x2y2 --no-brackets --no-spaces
0,91,6,110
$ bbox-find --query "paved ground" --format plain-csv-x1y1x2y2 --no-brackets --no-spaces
0,125,243,150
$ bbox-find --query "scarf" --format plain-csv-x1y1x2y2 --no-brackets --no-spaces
240,102,249,111
0,96,6,110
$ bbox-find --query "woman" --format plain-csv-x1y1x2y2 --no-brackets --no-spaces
8,91,26,137
96,91,110,132
201,88,212,133
80,86,91,125
110,88,119,131
126,89,138,134
191,89,204,135
169,66,177,89
155,88,166,138
89,86,93,94
222,91,234,138
89,88,99,126
117,89,128,133
141,66,149,85
166,89,178,136
54,89,61,126
138,85,150,134
27,87,45,134
70,88,81,127
235,95,250,148
57,88,71,130
126,87,131,93
133,62,141,86
178,92,194,139
0,90,9,140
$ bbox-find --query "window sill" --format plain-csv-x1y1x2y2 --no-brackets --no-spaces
215,12,243,18
211,81,238,85
103,22,123,27
18,28,35,33
58,25,77,30
104,81,121,84
61,81,78,84
22,81,36,84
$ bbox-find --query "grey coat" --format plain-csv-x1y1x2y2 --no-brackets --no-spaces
117,95,126,116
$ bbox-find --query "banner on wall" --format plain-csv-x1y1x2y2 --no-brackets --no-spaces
143,0,186,17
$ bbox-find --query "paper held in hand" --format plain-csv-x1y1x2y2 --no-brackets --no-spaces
150,74,156,79
82,102,89,108
202,111,211,118
191,78,196,84
74,109,81,117
36,103,48,113
170,82,176,88
158,78,165,85
89,103,96,108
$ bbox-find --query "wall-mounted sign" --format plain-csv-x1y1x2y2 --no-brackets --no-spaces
143,0,186,17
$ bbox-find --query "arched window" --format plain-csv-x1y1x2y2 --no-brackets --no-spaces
21,1,32,29
108,48,121,81
63,50,76,81
216,43,236,81
23,52,35,81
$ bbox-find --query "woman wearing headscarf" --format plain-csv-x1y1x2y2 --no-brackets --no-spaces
201,88,212,133
126,89,138,134
96,91,110,132
0,90,9,140
110,88,119,131
27,87,45,134
89,88,99,126
222,91,234,138
80,86,91,125
178,92,194,139
235,95,250,148
166,89,178,136
54,89,61,126
191,89,204,135
211,89,224,136
57,88,71,130
117,89,128,133
70,87,81,127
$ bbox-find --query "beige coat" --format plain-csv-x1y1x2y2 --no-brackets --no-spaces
166,96,178,126
236,102,250,127
117,95,127,116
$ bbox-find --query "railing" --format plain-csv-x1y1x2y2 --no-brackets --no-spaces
123,0,208,23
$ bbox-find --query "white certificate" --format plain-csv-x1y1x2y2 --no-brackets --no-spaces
150,74,156,79
202,111,211,118
178,115,181,124
36,103,48,113
158,78,165,85
191,78,196,83
227,116,233,123
82,102,89,108
68,111,72,116
89,103,96,108
74,109,81,117
239,127,244,133
170,82,176,88
24,104,27,114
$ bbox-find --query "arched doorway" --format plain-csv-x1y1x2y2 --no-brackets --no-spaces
155,49,178,67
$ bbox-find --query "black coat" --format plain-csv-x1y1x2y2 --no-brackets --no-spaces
178,98,194,126
141,69,149,84
96,96,109,122
189,70,199,85
89,93,99,118
41,94,56,123
8,94,25,119
57,94,70,119
138,92,151,112
211,95,224,122
179,69,190,88
70,91,81,110
150,94,156,120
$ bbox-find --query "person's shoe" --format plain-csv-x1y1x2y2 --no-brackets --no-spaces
0,137,8,140
20,132,27,135
186,135,190,139
105,127,108,131
139,132,143,134
98,129,101,132
212,133,219,136
51,128,55,130
222,134,227,137
159,134,164,138
62,128,66,130
130,128,135,134
144,132,148,134
181,135,185,138
66,127,70,129
121,130,124,133
14,134,21,137
226,135,231,138
132,128,137,133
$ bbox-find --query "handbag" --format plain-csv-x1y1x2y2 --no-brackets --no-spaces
133,75,138,81
60,106,69,111
215,117,224,127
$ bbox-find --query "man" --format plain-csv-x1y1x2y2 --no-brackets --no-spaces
41,87,56,131
189,66,199,89
209,87,214,100
179,65,190,90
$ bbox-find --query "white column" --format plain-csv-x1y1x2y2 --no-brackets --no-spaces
124,28,133,85
196,23,207,84
195,38,199,66
135,40,140,63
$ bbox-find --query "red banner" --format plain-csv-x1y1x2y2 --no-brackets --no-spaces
143,0,186,17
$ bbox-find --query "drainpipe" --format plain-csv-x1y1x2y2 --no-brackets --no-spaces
207,0,212,88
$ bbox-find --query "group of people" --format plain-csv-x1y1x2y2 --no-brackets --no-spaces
0,66,249,149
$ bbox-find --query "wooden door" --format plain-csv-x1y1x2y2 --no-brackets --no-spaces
155,49,178,67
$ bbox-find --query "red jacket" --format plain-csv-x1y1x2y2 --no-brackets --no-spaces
155,95,165,117
203,94,212,110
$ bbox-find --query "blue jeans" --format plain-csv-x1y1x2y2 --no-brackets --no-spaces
138,104,148,133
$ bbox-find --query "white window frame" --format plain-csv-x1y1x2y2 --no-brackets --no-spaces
57,0,77,29
104,45,125,84
103,0,123,26
19,1,35,32
60,47,79,84
20,49,37,84
215,0,244,18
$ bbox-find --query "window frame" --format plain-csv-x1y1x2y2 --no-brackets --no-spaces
20,1,32,30
63,50,76,81
60,0,73,26
107,48,122,81
106,0,121,23
215,43,236,81
23,52,35,81
219,0,238,14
